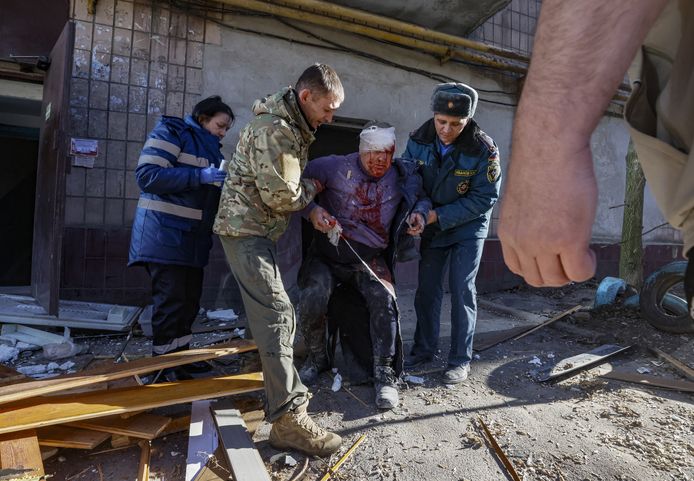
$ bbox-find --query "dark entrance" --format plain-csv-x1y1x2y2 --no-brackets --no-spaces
0,124,39,285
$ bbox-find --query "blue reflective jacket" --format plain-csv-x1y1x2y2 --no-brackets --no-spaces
129,115,224,267
403,118,501,247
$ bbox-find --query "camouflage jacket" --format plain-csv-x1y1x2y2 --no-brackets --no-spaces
213,88,319,241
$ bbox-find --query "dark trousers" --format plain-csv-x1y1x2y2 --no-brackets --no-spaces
412,238,484,367
146,262,203,355
298,252,397,360
220,235,309,422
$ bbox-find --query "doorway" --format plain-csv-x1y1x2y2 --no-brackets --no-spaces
0,88,42,287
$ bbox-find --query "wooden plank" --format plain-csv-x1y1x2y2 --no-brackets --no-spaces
232,397,265,436
649,347,694,381
160,414,192,437
107,414,193,450
472,305,583,351
601,370,694,393
0,339,257,405
0,429,44,476
474,326,530,351
68,413,172,440
37,425,110,450
212,405,271,481
0,372,264,435
512,305,583,341
186,401,219,481
110,434,132,448
537,344,631,382
137,440,151,481
193,444,232,481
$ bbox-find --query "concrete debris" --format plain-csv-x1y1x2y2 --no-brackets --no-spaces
331,370,343,392
0,345,19,363
43,341,83,360
599,431,693,472
268,453,297,467
205,309,238,322
528,356,543,366
17,360,75,376
403,375,424,385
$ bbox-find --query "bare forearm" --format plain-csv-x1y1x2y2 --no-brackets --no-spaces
518,0,667,149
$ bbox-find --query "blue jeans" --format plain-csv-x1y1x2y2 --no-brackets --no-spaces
412,238,484,367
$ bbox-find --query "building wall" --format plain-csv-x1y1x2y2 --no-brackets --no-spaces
59,0,680,306
63,0,222,304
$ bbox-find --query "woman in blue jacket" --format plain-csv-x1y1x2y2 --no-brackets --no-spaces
129,96,233,382
403,83,501,384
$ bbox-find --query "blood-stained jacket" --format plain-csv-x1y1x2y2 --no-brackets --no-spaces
404,118,501,247
128,115,224,268
213,88,319,241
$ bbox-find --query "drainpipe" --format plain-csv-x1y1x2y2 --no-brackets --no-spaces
274,0,529,63
217,0,528,73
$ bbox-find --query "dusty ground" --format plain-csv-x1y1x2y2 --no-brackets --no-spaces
30,284,694,481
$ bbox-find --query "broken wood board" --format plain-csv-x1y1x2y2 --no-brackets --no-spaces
538,344,631,382
473,305,583,351
477,299,546,323
649,347,694,382
0,295,141,331
0,372,264,435
212,405,271,481
512,305,583,341
233,397,265,436
186,400,219,481
192,444,232,481
474,326,530,351
0,429,44,476
601,370,694,393
0,339,257,405
68,412,172,440
161,414,192,436
107,414,193,450
137,440,151,481
37,425,110,449
477,419,520,481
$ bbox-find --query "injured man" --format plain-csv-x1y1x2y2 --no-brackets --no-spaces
296,122,430,409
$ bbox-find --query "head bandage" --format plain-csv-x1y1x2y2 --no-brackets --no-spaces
359,126,396,153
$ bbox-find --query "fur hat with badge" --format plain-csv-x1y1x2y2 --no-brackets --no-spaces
431,82,478,118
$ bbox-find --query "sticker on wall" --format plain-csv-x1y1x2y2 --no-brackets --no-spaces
70,138,99,157
45,102,51,122
70,138,99,168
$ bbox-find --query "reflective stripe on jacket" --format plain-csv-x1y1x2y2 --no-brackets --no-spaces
129,115,223,267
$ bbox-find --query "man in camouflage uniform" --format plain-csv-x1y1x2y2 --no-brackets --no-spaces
213,64,344,457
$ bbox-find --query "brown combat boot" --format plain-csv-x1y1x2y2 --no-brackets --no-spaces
269,402,342,457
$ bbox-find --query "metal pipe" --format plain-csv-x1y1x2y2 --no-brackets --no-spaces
217,0,527,73
274,0,529,63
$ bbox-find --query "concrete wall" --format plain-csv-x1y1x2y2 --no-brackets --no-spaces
203,15,517,240
58,0,679,304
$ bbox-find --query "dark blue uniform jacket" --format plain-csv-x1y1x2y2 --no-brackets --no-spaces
129,115,223,268
404,118,501,248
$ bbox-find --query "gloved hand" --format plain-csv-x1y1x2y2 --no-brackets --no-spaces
200,167,226,185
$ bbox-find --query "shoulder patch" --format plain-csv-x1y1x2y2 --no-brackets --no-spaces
477,130,497,154
487,160,501,183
